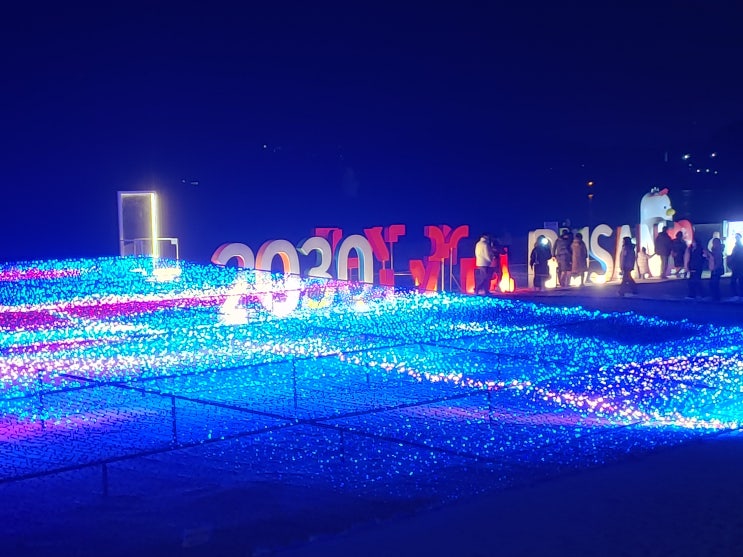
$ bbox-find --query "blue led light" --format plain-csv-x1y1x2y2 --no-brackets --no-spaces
2,256,743,500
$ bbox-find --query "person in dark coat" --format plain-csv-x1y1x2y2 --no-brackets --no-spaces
654,226,673,279
530,235,552,291
685,239,706,299
571,232,588,286
670,231,687,278
489,238,503,292
708,237,724,301
618,236,638,296
728,233,743,300
553,229,572,287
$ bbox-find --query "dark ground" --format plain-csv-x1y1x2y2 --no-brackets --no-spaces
279,275,743,557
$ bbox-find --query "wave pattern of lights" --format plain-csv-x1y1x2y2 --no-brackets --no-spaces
1,256,743,501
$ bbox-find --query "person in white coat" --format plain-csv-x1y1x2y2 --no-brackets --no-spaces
474,234,493,295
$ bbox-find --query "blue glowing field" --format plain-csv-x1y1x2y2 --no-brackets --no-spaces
2,256,743,514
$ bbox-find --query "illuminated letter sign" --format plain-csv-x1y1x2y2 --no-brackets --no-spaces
211,242,255,268
297,236,333,279
363,225,406,286
336,234,374,283
410,225,469,291
256,239,300,275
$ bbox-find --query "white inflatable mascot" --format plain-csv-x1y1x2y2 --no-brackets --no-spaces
639,188,675,252
639,187,695,278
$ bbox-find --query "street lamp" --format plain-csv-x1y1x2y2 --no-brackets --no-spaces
586,180,595,229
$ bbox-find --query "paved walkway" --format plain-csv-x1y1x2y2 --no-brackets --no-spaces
506,274,743,326
279,431,743,557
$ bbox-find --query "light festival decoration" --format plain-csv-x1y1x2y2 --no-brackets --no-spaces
723,220,743,255
1,256,743,501
117,191,161,258
212,224,515,295
528,187,696,288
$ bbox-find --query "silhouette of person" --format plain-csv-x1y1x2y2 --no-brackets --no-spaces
530,235,551,291
618,236,638,296
728,233,743,300
571,232,588,286
685,238,706,299
708,237,724,301
671,231,687,278
654,226,673,279
489,237,503,292
553,229,572,287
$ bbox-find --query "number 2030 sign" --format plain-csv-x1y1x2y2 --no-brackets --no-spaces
210,224,500,293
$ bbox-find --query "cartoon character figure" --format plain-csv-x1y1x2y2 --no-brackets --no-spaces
638,187,693,278
639,187,675,255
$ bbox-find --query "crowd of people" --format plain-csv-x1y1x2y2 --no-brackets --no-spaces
528,229,743,301
529,229,590,292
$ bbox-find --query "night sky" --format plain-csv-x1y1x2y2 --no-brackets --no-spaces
2,2,743,263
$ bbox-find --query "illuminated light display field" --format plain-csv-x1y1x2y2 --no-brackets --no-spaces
2,256,743,505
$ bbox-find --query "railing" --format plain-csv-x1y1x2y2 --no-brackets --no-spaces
120,237,180,259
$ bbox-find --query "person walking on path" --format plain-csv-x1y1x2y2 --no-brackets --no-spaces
708,237,725,301
728,233,743,300
618,236,638,296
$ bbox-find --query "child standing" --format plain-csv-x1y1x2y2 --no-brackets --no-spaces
637,247,651,279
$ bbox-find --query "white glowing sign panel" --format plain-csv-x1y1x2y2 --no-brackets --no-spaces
117,191,160,258
724,221,743,255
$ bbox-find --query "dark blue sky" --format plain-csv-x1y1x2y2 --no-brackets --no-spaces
2,2,743,263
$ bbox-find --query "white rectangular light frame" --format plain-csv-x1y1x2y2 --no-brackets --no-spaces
117,191,160,258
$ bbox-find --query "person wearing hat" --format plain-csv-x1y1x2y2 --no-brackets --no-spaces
530,235,552,291
474,233,493,295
